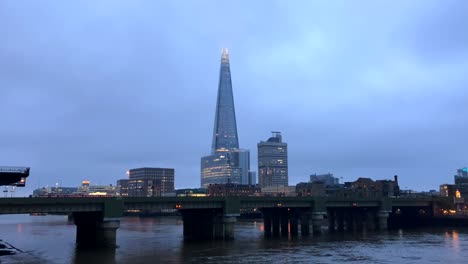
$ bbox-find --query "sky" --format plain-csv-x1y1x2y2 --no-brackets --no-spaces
1,0,468,196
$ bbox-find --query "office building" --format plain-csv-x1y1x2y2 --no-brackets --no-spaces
117,167,174,197
258,132,288,188
201,49,251,188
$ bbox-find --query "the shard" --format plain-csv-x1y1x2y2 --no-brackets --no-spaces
201,49,251,188
211,48,239,153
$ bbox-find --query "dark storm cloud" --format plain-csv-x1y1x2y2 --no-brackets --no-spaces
1,0,467,195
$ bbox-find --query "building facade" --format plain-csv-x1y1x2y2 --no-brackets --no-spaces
258,132,288,188
201,49,251,188
208,183,260,197
117,167,175,197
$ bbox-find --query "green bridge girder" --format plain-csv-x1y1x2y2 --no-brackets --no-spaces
0,196,445,219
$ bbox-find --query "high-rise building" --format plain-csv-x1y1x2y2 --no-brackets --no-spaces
201,49,250,188
258,132,288,188
117,167,174,197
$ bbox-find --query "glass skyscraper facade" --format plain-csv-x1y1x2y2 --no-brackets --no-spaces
258,132,288,188
201,49,250,188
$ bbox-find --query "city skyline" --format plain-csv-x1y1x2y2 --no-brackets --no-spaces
1,1,468,196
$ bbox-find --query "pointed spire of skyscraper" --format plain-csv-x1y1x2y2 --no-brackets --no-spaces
211,48,239,153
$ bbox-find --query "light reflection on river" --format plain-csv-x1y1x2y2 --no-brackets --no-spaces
0,214,467,263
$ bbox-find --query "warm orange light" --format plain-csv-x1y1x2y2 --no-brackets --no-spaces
456,189,461,199
175,204,182,209
277,203,282,207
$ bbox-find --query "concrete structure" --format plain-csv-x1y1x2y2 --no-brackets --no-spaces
0,196,448,247
117,167,174,197
258,132,288,188
201,49,251,188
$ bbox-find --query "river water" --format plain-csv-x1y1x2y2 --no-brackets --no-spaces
0,214,467,263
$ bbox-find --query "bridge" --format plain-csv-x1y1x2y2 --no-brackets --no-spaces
0,196,446,248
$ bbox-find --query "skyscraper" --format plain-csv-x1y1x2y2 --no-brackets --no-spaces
258,132,288,188
201,49,250,188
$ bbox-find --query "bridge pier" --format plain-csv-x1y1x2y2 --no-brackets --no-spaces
290,214,299,236
327,209,336,232
336,210,345,231
311,212,325,235
365,211,377,230
263,210,272,236
181,210,237,240
272,210,280,236
223,215,237,240
74,212,120,248
345,210,354,231
377,211,389,230
300,213,310,236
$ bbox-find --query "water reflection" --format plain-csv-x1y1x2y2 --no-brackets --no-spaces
1,215,468,263
452,230,459,254
73,248,116,264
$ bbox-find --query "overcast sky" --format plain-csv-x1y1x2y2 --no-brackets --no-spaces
1,0,468,195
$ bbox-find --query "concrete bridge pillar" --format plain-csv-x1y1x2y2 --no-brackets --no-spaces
263,209,272,237
353,211,364,231
377,211,389,230
311,212,325,235
345,210,354,231
74,212,120,248
290,214,299,236
181,209,216,240
272,209,280,237
365,211,376,230
280,209,289,236
214,215,224,239
300,213,310,236
223,215,237,240
336,210,345,231
327,209,336,232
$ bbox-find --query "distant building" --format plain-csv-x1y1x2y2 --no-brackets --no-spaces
440,168,468,210
176,188,208,197
117,167,175,197
248,171,257,185
457,167,468,178
310,173,339,186
440,184,457,197
208,183,260,197
261,185,296,197
200,49,253,188
32,186,78,197
296,182,326,197
258,132,288,188
76,181,117,196
340,176,399,197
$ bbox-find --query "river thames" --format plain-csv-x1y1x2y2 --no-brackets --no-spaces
0,214,467,263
